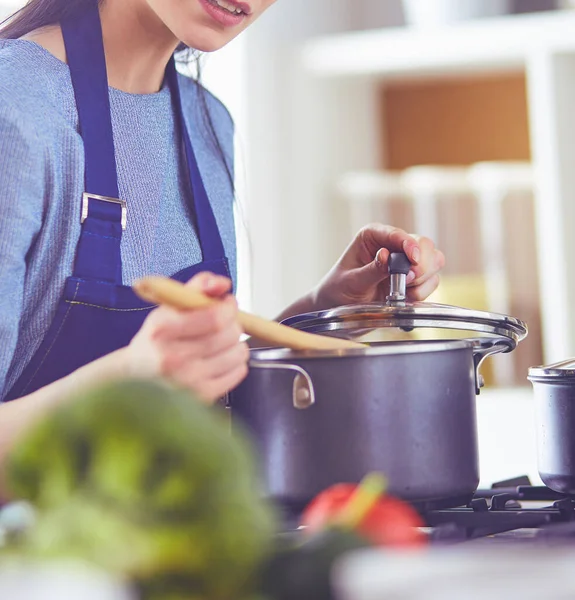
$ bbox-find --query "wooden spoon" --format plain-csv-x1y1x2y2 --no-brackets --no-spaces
133,276,365,352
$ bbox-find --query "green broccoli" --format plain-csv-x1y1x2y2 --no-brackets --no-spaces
4,379,276,600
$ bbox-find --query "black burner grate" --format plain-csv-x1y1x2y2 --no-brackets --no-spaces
423,477,575,543
278,477,575,543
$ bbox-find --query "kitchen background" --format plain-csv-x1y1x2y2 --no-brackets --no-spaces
2,0,575,485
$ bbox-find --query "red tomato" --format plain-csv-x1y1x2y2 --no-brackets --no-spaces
300,483,426,548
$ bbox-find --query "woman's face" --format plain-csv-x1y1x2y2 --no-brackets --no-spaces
145,0,277,51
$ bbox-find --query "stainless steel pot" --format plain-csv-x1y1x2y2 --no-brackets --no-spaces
528,359,575,495
231,254,528,511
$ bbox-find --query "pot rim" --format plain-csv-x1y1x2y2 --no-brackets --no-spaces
250,338,475,361
281,301,528,346
529,358,575,381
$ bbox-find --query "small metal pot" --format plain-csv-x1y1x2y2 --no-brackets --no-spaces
231,254,527,511
528,359,575,495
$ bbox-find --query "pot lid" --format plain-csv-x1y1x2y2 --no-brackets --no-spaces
282,253,528,350
528,358,575,380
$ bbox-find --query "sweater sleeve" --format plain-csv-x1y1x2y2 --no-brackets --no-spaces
0,106,44,399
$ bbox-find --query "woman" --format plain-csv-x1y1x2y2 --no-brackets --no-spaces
0,0,444,457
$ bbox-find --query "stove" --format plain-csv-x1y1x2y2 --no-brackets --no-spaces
281,476,575,546
420,476,575,545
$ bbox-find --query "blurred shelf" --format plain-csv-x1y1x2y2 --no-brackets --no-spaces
301,10,575,81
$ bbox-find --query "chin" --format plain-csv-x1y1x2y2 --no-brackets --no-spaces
178,29,235,53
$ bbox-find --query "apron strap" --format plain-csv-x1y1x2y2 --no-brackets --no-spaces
62,3,120,198
166,59,227,263
62,2,123,284
61,3,229,284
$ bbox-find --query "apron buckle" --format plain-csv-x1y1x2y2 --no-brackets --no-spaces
81,193,127,230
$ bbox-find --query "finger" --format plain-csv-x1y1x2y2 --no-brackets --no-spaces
186,272,232,298
165,341,248,394
152,297,239,341
201,324,244,358
354,225,421,267
201,341,250,380
407,274,441,302
343,240,423,292
341,248,391,294
159,323,244,365
165,340,248,382
408,240,445,286
200,363,250,404
374,247,390,270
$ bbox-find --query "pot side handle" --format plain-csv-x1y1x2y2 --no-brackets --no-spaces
472,337,513,394
249,361,316,410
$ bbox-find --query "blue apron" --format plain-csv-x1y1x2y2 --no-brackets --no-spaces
4,2,231,402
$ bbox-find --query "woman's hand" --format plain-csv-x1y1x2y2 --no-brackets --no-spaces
311,224,445,311
127,272,248,404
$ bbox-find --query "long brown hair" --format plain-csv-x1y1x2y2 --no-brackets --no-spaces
1,0,94,39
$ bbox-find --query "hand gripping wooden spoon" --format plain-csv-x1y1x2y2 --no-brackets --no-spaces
133,276,365,352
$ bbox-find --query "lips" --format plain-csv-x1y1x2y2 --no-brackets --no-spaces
217,0,252,15
198,0,251,27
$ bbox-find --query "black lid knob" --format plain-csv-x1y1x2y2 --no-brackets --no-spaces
388,253,411,276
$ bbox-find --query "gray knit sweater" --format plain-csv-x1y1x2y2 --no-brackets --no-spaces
0,39,236,400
